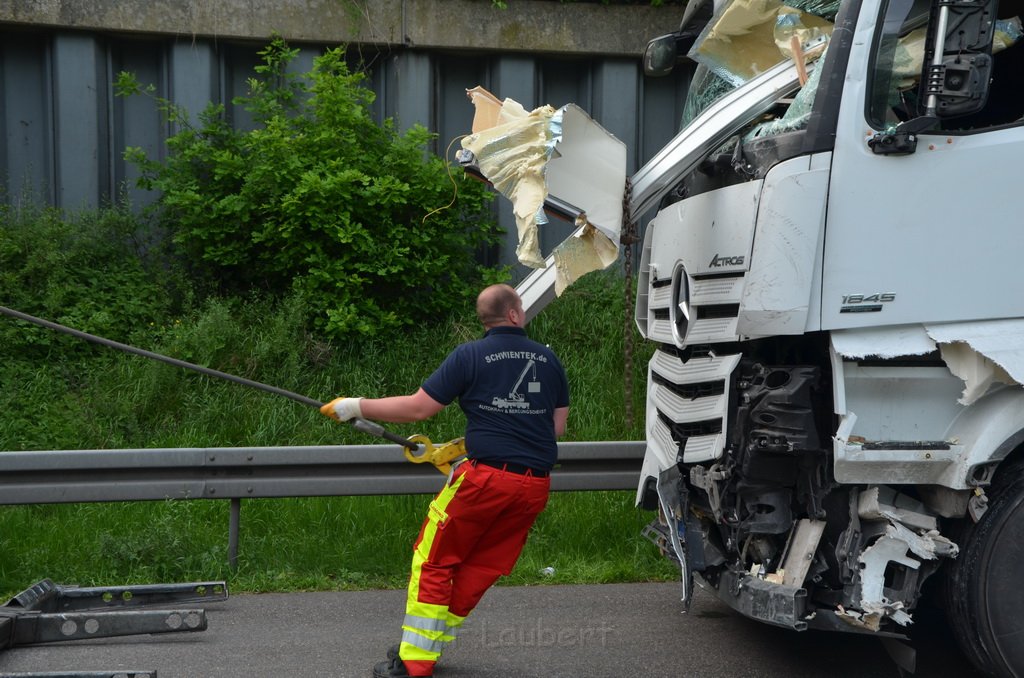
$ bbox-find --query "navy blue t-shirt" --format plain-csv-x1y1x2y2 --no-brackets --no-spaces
422,326,569,470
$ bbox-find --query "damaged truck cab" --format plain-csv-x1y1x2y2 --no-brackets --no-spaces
633,0,1024,674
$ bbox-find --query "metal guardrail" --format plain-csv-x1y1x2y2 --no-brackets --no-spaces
0,441,647,567
0,441,645,503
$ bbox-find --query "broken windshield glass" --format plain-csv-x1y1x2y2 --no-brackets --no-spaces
680,0,839,133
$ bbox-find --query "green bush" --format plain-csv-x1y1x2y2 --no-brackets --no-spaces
0,204,186,359
117,38,504,339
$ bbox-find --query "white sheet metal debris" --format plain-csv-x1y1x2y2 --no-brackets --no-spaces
858,486,938,532
460,87,626,296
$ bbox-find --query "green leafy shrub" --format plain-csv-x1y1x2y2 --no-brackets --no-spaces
117,38,504,339
0,204,185,359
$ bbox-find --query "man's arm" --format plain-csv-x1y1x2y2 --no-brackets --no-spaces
554,406,569,438
321,388,445,424
359,388,446,423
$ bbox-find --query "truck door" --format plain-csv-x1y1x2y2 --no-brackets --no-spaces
823,0,1024,328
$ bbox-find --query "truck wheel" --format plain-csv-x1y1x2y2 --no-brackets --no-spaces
944,457,1024,677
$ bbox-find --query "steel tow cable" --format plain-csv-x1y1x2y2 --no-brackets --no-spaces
0,305,418,450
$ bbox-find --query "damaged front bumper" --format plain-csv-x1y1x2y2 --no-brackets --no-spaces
647,473,961,633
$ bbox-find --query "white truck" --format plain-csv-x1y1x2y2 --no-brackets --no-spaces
461,0,1024,673
627,0,1024,675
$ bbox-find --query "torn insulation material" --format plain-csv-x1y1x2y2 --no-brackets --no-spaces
773,6,832,60
690,0,787,86
685,0,835,138
460,86,626,295
835,605,887,632
551,223,620,295
461,88,557,268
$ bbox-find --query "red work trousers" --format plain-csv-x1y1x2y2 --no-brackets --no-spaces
398,460,550,677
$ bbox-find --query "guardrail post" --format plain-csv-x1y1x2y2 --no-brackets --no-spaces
228,498,241,570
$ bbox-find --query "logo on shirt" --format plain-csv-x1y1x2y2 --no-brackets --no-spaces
490,359,541,411
484,350,548,364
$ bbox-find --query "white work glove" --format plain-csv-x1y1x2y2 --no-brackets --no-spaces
320,397,364,422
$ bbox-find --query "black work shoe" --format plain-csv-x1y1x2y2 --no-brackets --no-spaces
373,657,426,678
387,644,400,661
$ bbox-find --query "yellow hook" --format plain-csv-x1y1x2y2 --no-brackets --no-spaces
404,435,468,475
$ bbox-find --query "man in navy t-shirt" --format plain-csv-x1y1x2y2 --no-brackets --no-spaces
321,284,569,678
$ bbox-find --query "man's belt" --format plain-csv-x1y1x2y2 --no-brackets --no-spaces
470,458,550,478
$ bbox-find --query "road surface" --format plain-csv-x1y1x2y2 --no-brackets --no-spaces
0,582,981,677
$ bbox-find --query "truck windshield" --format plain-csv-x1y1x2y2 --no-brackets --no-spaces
680,0,842,129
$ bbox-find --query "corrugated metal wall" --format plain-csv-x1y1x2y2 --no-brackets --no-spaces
0,26,691,271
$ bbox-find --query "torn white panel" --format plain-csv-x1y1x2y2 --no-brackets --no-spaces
857,534,921,628
925,320,1024,405
831,321,1024,406
850,516,958,630
830,326,936,360
545,104,626,243
938,342,1014,406
460,87,626,295
883,521,958,561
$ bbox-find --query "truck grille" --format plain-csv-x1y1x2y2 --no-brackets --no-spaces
640,268,745,347
646,348,741,464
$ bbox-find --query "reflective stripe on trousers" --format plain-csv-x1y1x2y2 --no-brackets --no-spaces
399,469,468,668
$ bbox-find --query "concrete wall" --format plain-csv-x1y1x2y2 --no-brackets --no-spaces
0,0,679,55
0,0,692,272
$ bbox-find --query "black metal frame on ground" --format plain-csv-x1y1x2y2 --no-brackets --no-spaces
0,579,230,678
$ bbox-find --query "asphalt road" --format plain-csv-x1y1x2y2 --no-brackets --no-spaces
0,582,982,678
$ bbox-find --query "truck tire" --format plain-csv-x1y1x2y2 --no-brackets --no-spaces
944,457,1024,677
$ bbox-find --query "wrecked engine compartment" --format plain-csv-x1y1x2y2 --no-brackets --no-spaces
641,338,960,636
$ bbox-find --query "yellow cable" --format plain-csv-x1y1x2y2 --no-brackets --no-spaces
422,134,469,225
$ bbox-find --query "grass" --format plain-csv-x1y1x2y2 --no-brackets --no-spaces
0,491,675,597
0,270,673,598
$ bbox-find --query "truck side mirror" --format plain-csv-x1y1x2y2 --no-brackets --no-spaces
919,0,998,118
644,34,680,77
